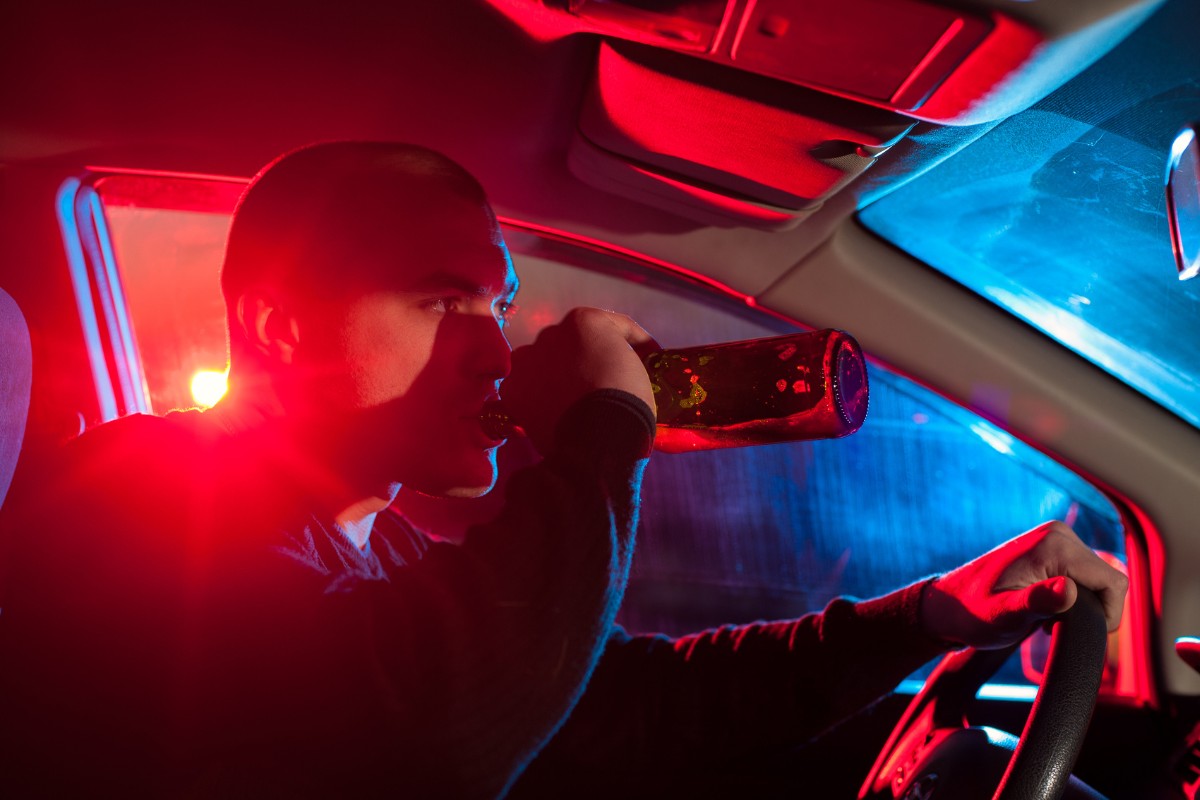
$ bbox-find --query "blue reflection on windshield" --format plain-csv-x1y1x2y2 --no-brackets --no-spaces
860,0,1200,429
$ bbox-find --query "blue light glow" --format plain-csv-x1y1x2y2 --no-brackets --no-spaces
896,678,1039,702
859,0,1200,430
1168,127,1195,172
968,420,1016,456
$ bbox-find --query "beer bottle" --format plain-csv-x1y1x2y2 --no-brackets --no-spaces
481,328,869,452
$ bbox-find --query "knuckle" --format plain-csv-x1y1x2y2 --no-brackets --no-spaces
1043,520,1069,536
1039,521,1077,548
566,306,600,324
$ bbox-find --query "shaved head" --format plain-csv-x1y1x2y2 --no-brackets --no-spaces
222,141,496,350
214,141,517,499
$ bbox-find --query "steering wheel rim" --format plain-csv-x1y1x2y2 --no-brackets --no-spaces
858,588,1109,800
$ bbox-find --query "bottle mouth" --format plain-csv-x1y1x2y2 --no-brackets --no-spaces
833,338,869,432
478,401,515,441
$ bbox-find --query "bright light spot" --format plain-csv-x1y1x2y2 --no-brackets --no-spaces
968,420,1015,456
896,679,1038,702
977,684,1038,701
980,726,1019,747
190,369,228,408
912,412,930,424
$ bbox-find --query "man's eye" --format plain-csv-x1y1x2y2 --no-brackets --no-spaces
495,301,519,326
428,297,462,314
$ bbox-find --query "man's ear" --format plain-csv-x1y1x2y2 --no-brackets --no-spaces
235,291,301,365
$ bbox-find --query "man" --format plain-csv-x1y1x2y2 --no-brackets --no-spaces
0,142,1126,796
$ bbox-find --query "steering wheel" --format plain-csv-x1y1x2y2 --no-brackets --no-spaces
858,588,1109,800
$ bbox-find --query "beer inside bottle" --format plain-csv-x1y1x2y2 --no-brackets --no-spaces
647,329,869,453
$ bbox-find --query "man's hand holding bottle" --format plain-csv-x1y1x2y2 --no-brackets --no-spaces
499,307,659,455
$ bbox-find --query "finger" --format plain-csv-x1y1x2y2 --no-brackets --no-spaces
1020,575,1077,620
1047,546,1128,633
602,311,661,361
1096,574,1128,633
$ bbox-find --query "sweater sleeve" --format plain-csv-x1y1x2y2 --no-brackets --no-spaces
522,578,953,775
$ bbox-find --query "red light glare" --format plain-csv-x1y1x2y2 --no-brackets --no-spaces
190,369,228,408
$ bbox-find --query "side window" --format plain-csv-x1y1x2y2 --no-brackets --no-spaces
84,175,1131,696
103,203,232,413
81,174,241,416
499,241,1129,694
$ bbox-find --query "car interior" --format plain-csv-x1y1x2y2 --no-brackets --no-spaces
1,0,1199,797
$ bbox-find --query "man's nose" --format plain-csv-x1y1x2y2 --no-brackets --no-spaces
469,313,511,381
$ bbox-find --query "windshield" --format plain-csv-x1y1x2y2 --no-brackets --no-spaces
859,0,1200,429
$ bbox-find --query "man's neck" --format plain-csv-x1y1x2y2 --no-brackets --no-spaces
209,389,401,543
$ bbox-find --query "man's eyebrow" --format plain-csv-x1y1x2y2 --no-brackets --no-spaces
409,272,518,297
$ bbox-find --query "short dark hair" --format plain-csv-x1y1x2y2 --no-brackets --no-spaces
221,141,492,315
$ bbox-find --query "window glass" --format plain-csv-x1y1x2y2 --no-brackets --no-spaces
103,206,232,412
858,112,1200,430
856,0,1200,432
92,178,1129,695
96,175,242,413
502,247,1126,692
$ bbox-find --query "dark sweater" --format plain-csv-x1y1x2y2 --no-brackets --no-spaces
0,389,948,797
0,390,654,796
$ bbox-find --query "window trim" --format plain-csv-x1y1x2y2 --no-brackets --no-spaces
56,177,152,422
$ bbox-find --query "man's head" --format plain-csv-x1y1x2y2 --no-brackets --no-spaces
221,142,518,498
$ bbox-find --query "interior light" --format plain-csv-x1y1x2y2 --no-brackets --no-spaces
190,369,228,408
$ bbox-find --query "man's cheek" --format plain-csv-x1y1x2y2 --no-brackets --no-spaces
342,352,413,409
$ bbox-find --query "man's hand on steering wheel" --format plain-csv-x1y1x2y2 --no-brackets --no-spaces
919,520,1128,650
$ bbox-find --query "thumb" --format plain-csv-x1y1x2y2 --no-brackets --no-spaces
1018,575,1077,620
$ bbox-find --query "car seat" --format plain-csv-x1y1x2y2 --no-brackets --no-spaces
0,287,31,510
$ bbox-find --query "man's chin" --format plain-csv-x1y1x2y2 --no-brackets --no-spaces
440,483,496,499
403,457,498,499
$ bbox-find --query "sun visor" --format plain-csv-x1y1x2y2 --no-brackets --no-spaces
494,0,1165,126
571,42,915,229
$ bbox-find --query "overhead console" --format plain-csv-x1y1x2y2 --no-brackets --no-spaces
488,0,1165,228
